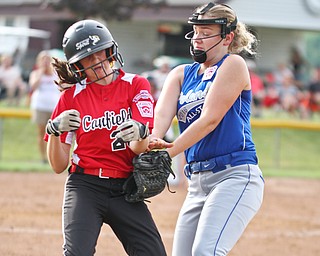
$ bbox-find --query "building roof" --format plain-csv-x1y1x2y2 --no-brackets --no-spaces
229,0,320,31
1,0,319,31
0,26,50,38
134,0,320,31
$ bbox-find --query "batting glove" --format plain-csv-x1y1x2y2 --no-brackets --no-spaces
115,119,149,142
46,109,81,136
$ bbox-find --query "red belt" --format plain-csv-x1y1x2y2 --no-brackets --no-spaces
69,164,130,179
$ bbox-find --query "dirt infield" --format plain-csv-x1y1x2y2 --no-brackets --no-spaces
0,172,320,256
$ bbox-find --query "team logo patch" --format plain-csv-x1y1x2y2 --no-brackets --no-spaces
76,35,101,51
133,90,154,103
136,101,153,118
203,65,217,81
177,100,204,123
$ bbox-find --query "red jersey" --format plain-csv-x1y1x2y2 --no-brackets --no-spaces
250,71,264,95
44,69,154,176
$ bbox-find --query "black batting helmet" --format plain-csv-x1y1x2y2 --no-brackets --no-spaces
62,19,123,82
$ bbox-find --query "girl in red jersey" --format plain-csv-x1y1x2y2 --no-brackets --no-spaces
44,20,166,256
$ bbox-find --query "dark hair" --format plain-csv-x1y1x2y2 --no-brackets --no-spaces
51,57,78,91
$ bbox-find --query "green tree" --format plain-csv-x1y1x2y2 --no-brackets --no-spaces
305,33,320,67
51,0,166,20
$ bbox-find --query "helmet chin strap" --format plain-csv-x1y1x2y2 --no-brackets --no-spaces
190,37,223,63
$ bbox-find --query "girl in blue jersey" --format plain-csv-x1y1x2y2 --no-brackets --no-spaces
149,2,265,256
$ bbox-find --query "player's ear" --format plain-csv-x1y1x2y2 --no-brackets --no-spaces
223,32,234,46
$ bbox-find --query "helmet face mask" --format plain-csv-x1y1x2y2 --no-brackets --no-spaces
71,57,111,84
62,19,124,84
185,2,238,63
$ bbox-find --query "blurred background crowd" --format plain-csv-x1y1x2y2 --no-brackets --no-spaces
1,47,320,121
1,0,320,121
246,49,320,120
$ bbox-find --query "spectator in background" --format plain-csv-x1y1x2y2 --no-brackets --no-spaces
273,62,294,89
142,59,175,142
142,56,172,93
145,75,160,102
0,54,5,100
29,50,60,164
262,71,280,110
0,54,27,106
273,62,300,115
290,46,307,90
300,67,320,119
246,59,265,117
144,74,175,142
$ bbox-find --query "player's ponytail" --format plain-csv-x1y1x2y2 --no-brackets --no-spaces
52,57,78,91
229,22,257,56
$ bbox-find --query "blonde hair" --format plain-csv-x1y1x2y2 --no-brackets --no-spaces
197,4,257,55
36,50,49,60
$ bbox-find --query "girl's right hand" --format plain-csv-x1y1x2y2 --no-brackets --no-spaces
147,137,174,151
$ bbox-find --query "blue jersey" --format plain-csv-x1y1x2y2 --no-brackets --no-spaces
177,54,257,164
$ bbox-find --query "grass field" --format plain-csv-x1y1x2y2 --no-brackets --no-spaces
0,108,320,178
